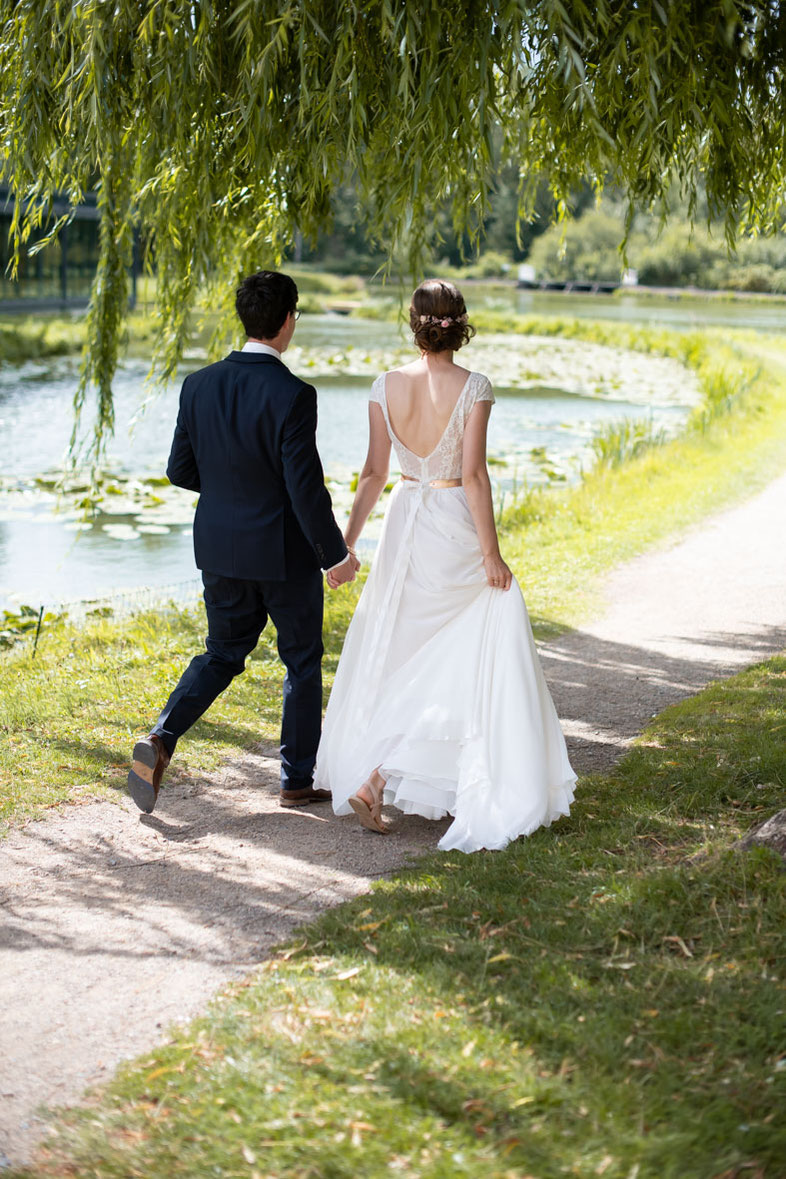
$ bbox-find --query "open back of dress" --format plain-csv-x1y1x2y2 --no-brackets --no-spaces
374,369,492,482
315,369,575,853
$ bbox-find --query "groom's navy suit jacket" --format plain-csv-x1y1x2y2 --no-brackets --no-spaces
166,350,347,581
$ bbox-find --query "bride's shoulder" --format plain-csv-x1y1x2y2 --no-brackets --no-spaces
468,370,495,402
386,362,420,380
369,372,386,404
376,363,419,394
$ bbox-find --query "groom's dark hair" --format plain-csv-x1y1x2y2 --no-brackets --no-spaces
236,270,298,339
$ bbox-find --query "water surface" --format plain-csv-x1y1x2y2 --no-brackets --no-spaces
0,313,701,610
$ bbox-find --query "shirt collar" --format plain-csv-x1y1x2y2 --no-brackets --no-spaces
241,340,281,359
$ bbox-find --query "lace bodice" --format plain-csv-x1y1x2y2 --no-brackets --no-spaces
370,370,495,482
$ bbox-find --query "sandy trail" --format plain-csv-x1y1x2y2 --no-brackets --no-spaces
2,469,786,1168
542,469,786,769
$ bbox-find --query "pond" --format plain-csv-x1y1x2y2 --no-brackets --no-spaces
477,286,786,334
0,312,701,612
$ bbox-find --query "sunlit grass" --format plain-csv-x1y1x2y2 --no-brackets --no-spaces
0,585,361,830
16,656,786,1178
495,327,786,629
589,416,668,470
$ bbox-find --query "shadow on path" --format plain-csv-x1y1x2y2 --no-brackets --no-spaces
541,620,786,775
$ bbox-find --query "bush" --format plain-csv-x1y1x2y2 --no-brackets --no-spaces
460,250,513,278
287,269,366,295
523,197,786,293
527,210,626,282
713,262,778,292
634,225,721,287
0,316,85,361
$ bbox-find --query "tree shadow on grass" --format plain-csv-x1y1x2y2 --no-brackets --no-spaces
277,791,785,1175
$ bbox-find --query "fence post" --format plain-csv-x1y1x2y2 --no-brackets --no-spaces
32,605,44,659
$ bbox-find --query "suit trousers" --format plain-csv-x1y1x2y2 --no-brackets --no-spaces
152,570,324,791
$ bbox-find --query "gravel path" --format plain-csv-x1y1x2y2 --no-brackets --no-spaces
2,470,786,1168
541,469,786,770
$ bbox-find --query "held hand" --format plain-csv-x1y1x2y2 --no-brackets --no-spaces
326,552,359,590
484,552,513,591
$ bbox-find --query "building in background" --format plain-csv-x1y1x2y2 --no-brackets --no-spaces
0,189,138,312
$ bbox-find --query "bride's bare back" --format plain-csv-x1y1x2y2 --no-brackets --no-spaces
384,360,471,459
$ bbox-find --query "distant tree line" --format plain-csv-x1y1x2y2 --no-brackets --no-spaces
293,170,599,275
300,176,786,294
526,196,786,293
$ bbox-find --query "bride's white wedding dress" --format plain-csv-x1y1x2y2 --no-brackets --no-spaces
314,370,576,853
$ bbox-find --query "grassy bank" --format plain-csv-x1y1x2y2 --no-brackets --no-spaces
0,586,361,829
0,315,89,362
0,272,368,363
0,311,163,363
482,317,786,627
16,654,786,1178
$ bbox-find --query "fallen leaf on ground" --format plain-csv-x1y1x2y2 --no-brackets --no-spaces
663,935,693,957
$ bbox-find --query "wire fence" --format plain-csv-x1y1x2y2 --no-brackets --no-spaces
2,578,204,656
56,578,204,623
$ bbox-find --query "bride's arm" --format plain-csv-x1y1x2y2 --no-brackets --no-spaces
462,402,513,591
344,403,391,550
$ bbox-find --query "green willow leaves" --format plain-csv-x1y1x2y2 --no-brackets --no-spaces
1,1,784,455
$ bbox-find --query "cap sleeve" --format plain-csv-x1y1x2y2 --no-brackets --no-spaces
369,373,386,406
474,374,495,405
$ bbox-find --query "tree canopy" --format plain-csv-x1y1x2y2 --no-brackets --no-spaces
1,0,785,454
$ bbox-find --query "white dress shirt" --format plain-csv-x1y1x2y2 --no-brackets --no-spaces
241,340,282,359
240,339,351,575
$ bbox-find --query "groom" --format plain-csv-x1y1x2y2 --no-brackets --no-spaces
127,270,357,814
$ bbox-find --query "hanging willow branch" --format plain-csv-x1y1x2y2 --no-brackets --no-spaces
1,0,785,456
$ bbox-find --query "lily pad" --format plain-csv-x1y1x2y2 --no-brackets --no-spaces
102,524,141,540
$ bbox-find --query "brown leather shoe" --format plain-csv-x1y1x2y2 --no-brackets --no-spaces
279,786,332,808
128,734,171,814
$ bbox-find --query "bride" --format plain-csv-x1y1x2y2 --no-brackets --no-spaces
314,279,575,853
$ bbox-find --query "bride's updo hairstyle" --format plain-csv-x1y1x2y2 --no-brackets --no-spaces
410,279,475,354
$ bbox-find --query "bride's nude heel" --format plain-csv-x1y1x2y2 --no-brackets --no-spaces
348,770,388,834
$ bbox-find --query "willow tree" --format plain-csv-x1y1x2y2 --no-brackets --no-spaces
1,0,785,454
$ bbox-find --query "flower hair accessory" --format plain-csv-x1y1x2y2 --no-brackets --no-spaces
418,313,468,327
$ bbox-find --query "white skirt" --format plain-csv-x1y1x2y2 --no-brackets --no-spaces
314,480,576,853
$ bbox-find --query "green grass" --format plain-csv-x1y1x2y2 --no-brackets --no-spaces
16,656,786,1178
0,310,160,362
0,586,361,829
490,322,786,628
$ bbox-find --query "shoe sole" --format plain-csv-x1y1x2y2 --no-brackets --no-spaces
279,795,331,808
128,740,158,814
348,795,388,834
